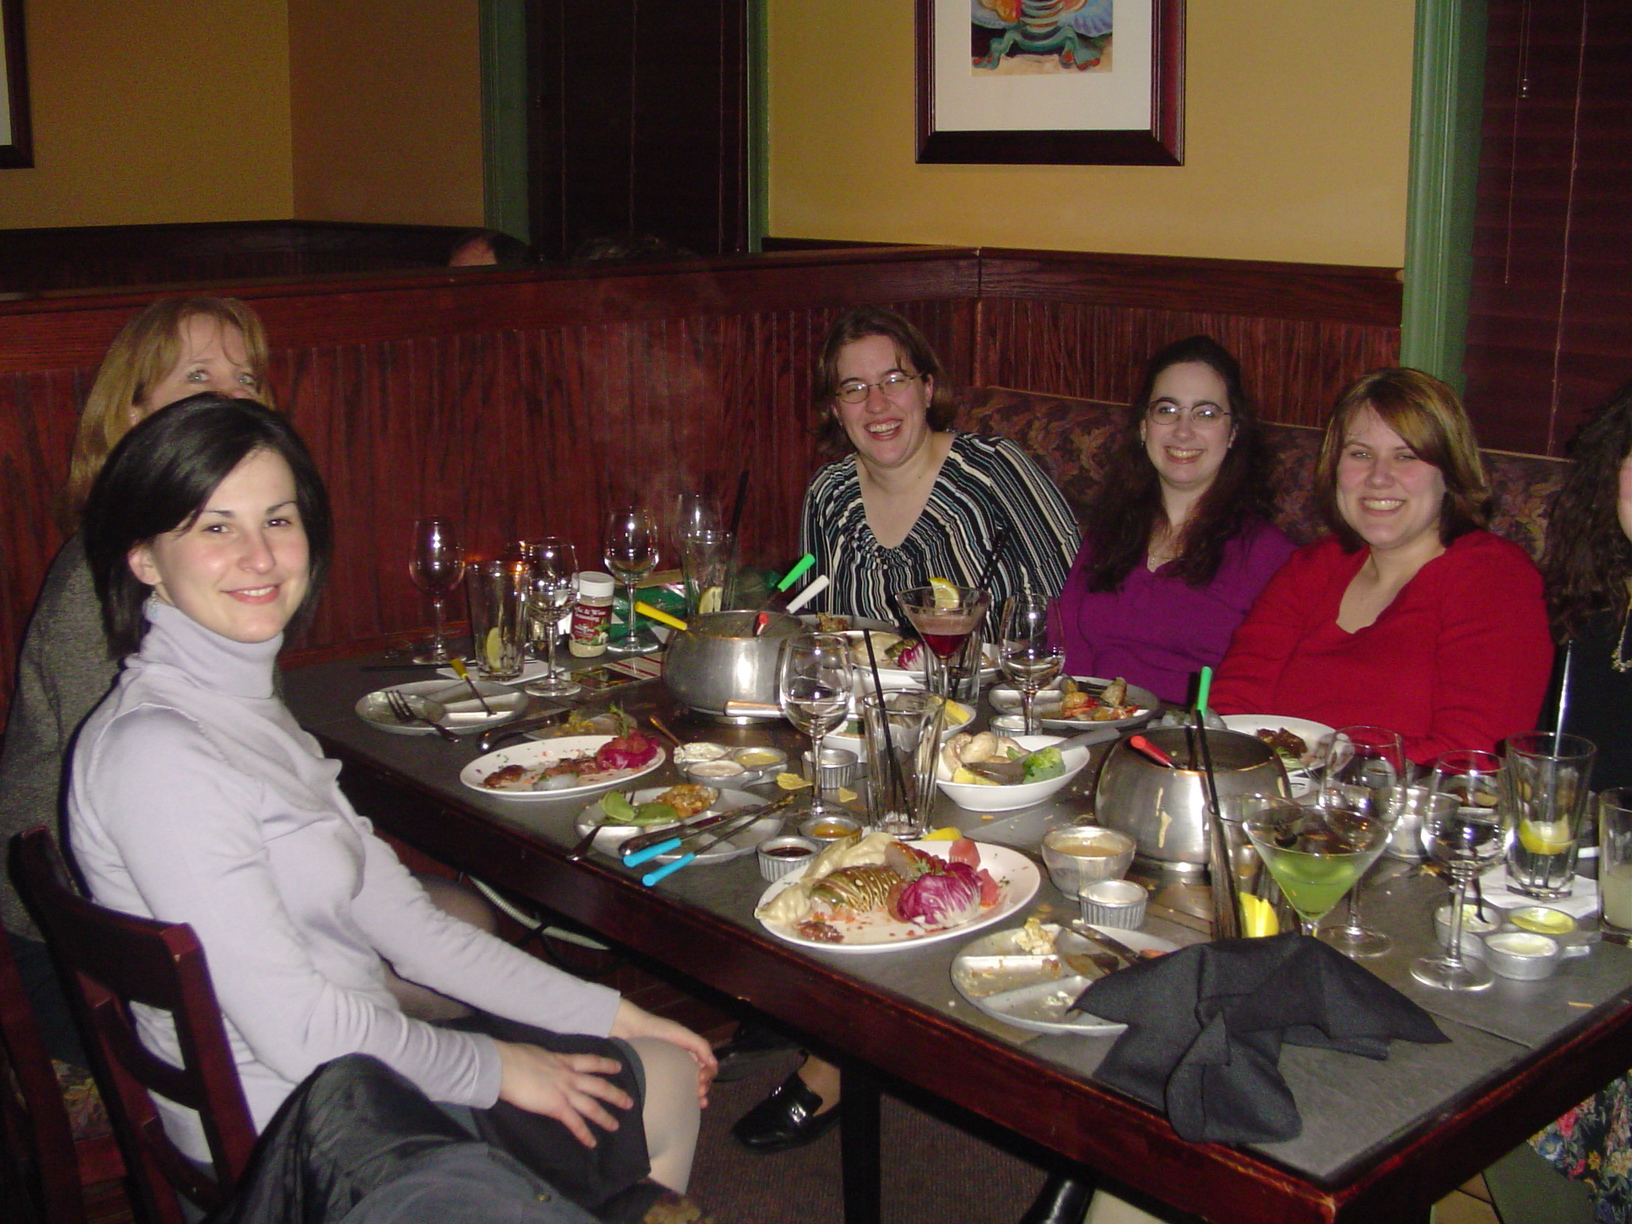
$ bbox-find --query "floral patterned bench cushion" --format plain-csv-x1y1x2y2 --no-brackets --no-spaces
954,386,1565,558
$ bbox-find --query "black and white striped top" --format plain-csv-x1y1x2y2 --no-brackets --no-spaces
799,432,1080,629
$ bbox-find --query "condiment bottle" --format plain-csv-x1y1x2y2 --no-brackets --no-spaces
569,571,615,657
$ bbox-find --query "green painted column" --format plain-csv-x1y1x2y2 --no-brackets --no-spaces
479,0,530,243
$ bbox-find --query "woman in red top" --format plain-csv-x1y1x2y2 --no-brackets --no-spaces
1213,368,1552,766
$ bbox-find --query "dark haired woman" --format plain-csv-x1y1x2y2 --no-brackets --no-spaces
1214,368,1552,765
799,306,1079,626
67,396,713,1209
1049,335,1296,704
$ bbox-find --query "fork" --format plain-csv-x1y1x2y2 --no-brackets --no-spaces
384,689,460,743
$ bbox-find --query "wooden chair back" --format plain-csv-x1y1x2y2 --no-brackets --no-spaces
11,828,256,1224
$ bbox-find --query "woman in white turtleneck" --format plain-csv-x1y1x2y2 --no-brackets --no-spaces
67,394,715,1214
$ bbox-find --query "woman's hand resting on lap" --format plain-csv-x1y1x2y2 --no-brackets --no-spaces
493,1040,634,1147
609,999,718,1107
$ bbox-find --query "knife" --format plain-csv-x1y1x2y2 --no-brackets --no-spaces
477,705,573,752
640,811,769,886
624,807,769,878
622,795,792,865
1067,922,1146,969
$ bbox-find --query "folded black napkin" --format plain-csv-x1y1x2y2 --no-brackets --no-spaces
1071,932,1446,1144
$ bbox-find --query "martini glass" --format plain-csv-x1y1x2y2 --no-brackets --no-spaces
1244,802,1391,939
1317,726,1406,958
896,583,990,701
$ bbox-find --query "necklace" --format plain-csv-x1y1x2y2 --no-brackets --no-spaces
1613,586,1632,673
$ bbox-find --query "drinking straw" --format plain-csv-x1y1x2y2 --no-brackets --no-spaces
973,523,1012,592
863,633,911,810
1553,641,1574,742
727,468,750,541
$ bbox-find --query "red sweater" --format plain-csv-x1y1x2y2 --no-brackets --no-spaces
1213,531,1554,765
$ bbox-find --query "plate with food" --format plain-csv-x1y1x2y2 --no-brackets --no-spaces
572,786,785,862
755,834,1039,953
525,704,638,741
460,734,665,800
356,679,527,736
1219,715,1333,796
951,919,1177,1036
987,677,1157,732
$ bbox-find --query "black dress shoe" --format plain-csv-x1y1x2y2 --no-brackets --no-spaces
1017,1172,1097,1224
711,1021,800,1083
730,1071,841,1153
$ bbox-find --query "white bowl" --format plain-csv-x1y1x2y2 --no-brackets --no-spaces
934,734,1091,813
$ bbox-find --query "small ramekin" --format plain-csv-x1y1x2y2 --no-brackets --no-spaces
802,747,859,790
1482,930,1562,980
682,758,748,786
757,835,821,881
1434,903,1502,960
731,745,788,784
1078,879,1147,929
799,813,862,845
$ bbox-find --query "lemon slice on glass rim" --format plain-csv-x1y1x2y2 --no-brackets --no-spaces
927,576,961,610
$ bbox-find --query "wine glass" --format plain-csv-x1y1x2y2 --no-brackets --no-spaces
1410,750,1505,991
674,491,721,545
409,517,465,663
778,632,854,821
998,590,1063,735
1243,803,1391,939
525,537,580,697
896,582,991,700
604,507,659,655
1317,726,1406,958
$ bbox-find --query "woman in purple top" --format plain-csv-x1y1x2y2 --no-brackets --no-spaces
1050,335,1295,705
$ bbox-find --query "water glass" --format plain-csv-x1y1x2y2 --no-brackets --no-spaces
1600,788,1632,936
1501,732,1596,899
860,690,944,839
465,560,528,681
679,528,735,618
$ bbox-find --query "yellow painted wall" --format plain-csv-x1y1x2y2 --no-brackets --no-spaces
288,0,483,226
0,0,293,228
767,2,1415,267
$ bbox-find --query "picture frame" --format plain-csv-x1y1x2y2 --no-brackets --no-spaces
916,0,1184,166
2,0,33,169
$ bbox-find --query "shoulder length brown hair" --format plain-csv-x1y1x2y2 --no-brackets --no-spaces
61,297,273,530
1080,334,1277,592
1314,368,1492,551
811,306,956,454
1542,379,1632,641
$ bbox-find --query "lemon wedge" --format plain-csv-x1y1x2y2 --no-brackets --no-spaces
484,628,504,670
1239,894,1280,937
919,826,962,841
1519,819,1573,856
942,699,973,727
952,766,998,787
928,576,960,610
697,586,723,614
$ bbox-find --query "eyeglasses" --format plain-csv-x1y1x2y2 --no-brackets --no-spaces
835,372,923,404
1146,402,1232,427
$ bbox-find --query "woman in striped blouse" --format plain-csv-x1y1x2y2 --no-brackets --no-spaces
797,306,1079,630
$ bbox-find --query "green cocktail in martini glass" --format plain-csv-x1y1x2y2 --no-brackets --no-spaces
1244,802,1391,938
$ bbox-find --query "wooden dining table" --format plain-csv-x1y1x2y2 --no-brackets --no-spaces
282,649,1632,1224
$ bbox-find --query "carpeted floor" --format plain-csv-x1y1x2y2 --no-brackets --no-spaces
687,1053,1050,1224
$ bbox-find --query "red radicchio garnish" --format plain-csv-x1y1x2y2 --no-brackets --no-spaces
595,733,657,771
892,860,982,928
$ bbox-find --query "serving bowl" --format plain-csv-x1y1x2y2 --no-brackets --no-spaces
934,734,1090,813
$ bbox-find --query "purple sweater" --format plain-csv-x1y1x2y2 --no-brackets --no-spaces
68,600,621,1159
1048,518,1296,705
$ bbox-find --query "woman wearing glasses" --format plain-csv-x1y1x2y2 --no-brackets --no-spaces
1049,335,1296,704
1214,367,1552,765
798,306,1078,627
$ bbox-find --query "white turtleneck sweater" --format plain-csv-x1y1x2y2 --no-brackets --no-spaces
67,600,621,1159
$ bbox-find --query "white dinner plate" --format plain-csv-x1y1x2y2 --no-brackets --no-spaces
987,677,1158,732
756,841,1040,953
460,735,665,800
573,788,784,863
1219,715,1334,798
356,679,527,735
952,922,1177,1035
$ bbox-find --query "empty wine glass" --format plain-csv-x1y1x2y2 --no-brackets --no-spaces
998,590,1062,735
1318,726,1406,958
525,537,580,697
409,517,465,663
778,632,853,821
1412,750,1505,991
674,491,721,545
604,507,659,655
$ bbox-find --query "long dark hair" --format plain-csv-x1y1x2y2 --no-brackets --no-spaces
83,394,333,656
1080,335,1275,591
1542,379,1632,641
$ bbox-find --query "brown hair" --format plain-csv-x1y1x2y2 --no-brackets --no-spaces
1314,368,1491,551
1541,379,1632,640
812,307,955,453
61,297,272,529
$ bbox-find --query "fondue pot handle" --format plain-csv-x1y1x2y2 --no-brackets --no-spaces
725,700,782,718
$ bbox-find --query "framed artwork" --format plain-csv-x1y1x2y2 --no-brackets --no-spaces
1,0,32,169
916,0,1184,166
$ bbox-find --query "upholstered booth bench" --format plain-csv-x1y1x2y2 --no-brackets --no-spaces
956,387,1569,558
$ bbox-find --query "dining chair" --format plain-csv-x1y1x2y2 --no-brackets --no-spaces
11,828,257,1224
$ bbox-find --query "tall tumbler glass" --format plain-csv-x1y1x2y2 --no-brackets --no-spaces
861,690,944,840
1599,788,1632,936
466,560,528,682
1501,732,1597,900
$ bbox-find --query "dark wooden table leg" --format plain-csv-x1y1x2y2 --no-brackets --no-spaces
840,1064,881,1224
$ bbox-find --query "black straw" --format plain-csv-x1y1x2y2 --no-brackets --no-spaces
727,468,749,541
974,523,1012,592
863,633,911,811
